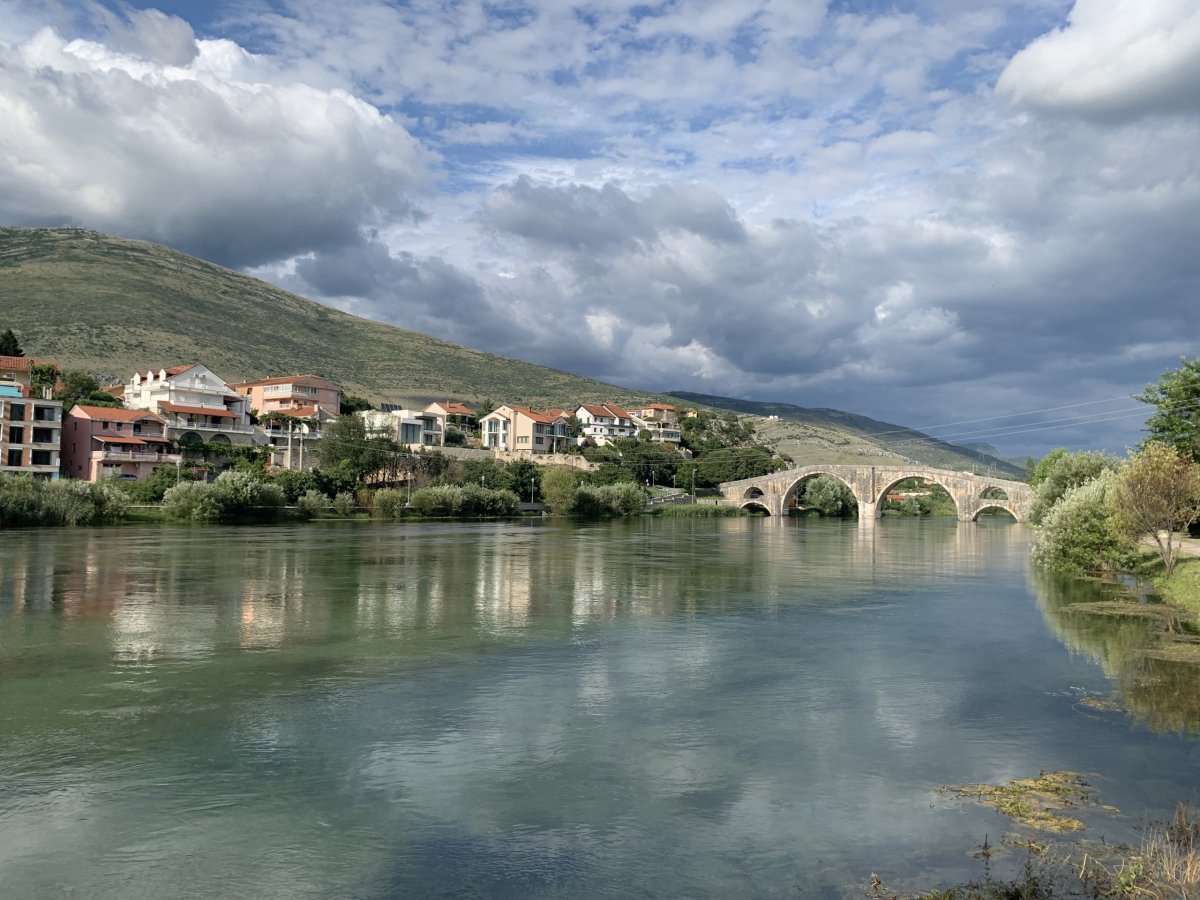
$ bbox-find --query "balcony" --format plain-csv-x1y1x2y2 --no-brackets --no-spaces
93,450,182,463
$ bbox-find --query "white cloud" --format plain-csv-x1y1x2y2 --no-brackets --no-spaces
0,17,431,266
997,0,1200,118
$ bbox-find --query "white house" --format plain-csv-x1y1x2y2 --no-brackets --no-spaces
575,403,637,445
123,364,256,446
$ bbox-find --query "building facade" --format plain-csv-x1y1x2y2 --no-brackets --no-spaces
230,375,341,415
124,365,256,446
480,406,570,453
61,406,181,482
575,403,637,445
0,382,62,479
361,406,446,450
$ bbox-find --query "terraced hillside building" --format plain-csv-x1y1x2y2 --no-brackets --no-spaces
123,365,256,447
230,375,341,416
61,406,181,482
0,381,62,479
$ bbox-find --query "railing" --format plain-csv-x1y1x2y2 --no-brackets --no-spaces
93,451,183,463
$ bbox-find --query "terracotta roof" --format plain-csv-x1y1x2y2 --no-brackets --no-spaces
101,385,125,397
269,406,319,418
427,401,474,415
580,403,631,420
643,403,676,411
0,356,32,372
165,365,196,376
92,434,148,445
72,406,164,422
229,374,337,389
512,406,564,425
157,402,239,418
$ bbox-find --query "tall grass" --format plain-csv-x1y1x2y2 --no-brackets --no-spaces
0,475,129,527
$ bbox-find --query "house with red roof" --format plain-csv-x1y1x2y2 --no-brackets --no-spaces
575,403,638,446
123,365,256,446
61,406,182,482
479,405,570,453
229,374,341,416
423,401,476,435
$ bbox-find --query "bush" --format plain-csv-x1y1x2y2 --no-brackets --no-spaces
1028,450,1119,525
373,488,408,519
331,492,356,517
1032,470,1134,575
162,481,223,523
271,468,320,503
162,472,285,523
409,484,519,517
573,482,646,518
211,471,285,521
296,489,328,519
0,476,131,527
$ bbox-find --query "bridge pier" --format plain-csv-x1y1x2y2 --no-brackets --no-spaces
858,500,878,520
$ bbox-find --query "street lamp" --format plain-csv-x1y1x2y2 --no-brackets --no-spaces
530,475,536,504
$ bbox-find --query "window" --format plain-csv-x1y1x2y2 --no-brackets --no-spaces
30,450,51,466
32,428,52,444
101,421,110,430
517,436,529,444
10,403,25,421
6,449,21,466
534,437,544,445
9,426,23,444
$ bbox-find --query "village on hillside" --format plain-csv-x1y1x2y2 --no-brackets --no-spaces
0,351,698,485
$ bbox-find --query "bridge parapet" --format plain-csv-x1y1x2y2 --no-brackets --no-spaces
721,465,1031,521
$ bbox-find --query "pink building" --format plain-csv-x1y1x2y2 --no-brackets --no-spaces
61,406,182,482
230,375,341,415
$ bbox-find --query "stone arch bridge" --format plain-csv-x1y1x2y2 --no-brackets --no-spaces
720,465,1031,522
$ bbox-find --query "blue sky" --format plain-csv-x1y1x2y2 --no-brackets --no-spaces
2,0,1199,457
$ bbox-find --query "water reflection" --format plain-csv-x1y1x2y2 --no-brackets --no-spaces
5,519,1197,898
1030,567,1200,734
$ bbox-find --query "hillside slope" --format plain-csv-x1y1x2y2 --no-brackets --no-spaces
2,227,1022,476
670,392,1025,478
0,227,660,408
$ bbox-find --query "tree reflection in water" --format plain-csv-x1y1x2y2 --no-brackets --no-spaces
1030,567,1200,735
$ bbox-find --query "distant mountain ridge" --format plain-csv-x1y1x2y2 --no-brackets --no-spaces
669,392,1026,478
3,227,1021,477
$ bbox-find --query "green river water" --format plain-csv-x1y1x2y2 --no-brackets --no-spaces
1,517,1198,898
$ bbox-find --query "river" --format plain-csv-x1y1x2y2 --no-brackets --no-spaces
1,517,1198,898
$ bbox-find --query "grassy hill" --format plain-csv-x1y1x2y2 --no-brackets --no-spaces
670,392,1026,478
0,227,664,409
2,227,1022,477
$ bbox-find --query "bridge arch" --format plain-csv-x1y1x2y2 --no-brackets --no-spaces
981,486,1009,501
973,504,1019,522
744,486,765,500
740,500,771,515
782,472,859,516
873,473,960,519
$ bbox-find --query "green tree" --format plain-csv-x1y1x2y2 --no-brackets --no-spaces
475,398,497,418
503,458,541,502
339,394,374,415
540,467,580,515
695,447,782,486
53,371,124,413
0,328,23,357
315,415,393,482
30,363,58,396
443,429,466,446
1107,442,1200,577
1027,450,1118,526
797,475,856,517
1137,357,1200,461
1032,471,1132,575
456,458,505,489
